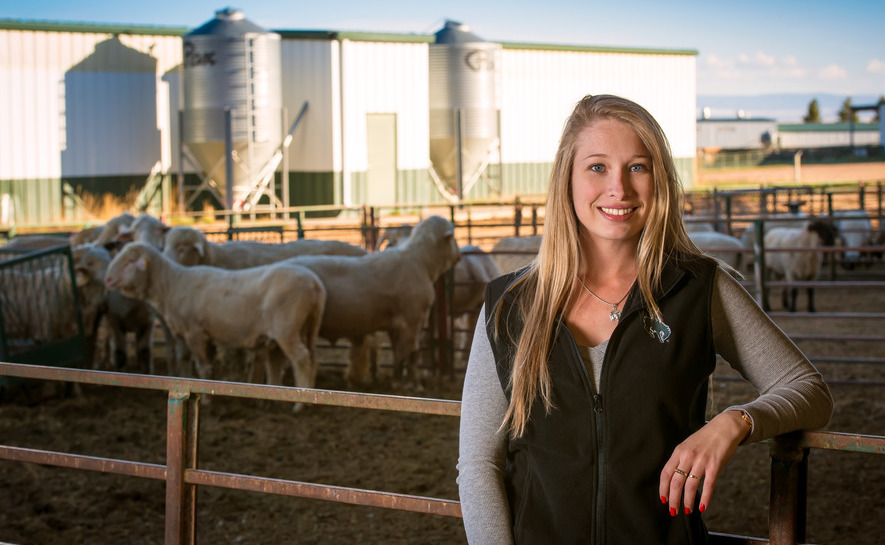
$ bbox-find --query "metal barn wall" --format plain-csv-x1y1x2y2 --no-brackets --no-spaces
479,46,698,199
339,39,432,207
0,25,183,225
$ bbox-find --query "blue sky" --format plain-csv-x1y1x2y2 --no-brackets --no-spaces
4,0,884,100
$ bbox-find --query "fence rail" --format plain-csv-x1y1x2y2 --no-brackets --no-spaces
0,362,882,545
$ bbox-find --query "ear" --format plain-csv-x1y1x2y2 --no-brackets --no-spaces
194,241,205,258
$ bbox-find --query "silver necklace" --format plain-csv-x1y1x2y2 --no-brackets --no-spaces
577,277,631,322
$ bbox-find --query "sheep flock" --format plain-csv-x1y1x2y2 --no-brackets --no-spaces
2,205,882,406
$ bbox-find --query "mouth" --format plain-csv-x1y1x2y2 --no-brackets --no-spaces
599,206,638,219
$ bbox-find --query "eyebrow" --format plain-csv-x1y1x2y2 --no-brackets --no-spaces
579,153,652,161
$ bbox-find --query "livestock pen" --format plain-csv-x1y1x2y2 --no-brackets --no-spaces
3,182,885,542
0,362,882,545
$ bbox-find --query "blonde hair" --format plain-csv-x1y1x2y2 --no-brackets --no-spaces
494,94,705,437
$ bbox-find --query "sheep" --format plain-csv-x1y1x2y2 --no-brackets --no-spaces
103,243,326,409
163,225,367,269
90,211,136,248
832,209,873,269
452,245,501,364
377,224,501,366
491,235,542,275
763,219,837,313
115,213,169,250
287,215,461,389
69,225,104,247
72,244,158,374
375,224,414,251
688,231,746,271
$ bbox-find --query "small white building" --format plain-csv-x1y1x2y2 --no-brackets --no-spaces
776,122,881,150
0,13,699,226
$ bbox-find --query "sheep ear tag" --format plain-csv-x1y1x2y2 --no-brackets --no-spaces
643,312,671,343
136,257,147,271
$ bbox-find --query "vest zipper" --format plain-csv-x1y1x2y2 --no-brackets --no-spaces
593,393,605,545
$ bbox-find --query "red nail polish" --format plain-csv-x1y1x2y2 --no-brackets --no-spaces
661,496,667,504
685,507,691,515
670,507,676,517
699,504,706,513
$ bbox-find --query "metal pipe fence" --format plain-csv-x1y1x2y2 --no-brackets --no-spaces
0,362,883,545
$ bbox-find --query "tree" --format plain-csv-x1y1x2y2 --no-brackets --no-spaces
804,98,821,123
839,97,859,123
875,95,885,122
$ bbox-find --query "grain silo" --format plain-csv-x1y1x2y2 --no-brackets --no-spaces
181,8,283,210
429,20,501,200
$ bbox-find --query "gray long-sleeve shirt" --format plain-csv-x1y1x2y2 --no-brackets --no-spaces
456,268,834,544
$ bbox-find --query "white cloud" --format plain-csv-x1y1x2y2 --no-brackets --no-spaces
867,59,885,75
703,54,731,69
818,64,847,80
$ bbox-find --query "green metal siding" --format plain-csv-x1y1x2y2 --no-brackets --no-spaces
0,178,63,226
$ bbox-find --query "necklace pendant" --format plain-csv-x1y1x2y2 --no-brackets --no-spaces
609,307,621,322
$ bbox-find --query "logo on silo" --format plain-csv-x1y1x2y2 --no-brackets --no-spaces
464,49,494,72
183,42,217,67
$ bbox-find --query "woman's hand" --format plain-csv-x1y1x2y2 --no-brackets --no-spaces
659,410,751,516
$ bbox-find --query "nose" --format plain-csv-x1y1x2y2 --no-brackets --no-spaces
607,167,632,199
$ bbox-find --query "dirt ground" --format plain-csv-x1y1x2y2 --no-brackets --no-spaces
2,170,885,544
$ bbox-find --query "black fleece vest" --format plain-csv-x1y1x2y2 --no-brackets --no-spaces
485,257,717,545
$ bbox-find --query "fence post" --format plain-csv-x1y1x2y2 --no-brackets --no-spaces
531,204,538,236
514,198,522,237
166,391,197,545
753,219,769,311
859,181,866,210
768,433,808,545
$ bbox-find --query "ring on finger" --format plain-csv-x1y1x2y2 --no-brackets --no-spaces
687,473,701,480
674,468,687,477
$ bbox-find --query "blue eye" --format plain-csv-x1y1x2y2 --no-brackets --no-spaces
630,164,648,172
589,164,605,172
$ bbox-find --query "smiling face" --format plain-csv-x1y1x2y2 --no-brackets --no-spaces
571,117,655,250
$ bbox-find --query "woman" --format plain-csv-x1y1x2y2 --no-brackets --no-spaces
457,94,833,544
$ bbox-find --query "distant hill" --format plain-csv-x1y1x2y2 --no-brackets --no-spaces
697,93,882,123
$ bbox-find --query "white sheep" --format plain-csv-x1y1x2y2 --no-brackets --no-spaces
491,235,542,275
288,215,461,388
377,224,501,366
763,219,837,312
90,211,136,248
688,231,746,271
163,225,366,269
104,243,326,409
115,213,169,250
832,209,873,268
452,245,501,364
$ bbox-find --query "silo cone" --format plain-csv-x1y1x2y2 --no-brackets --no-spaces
181,8,282,210
429,20,501,199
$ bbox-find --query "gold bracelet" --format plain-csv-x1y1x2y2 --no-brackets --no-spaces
739,410,753,443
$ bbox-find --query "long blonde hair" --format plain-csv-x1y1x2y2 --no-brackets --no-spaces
494,94,705,437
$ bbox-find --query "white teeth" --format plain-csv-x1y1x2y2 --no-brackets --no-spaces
600,207,634,216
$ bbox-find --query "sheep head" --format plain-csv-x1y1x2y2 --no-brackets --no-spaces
105,242,156,300
73,245,111,288
163,226,206,266
406,215,461,279
129,214,169,250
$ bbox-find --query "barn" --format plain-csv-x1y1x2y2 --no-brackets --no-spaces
0,9,698,227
